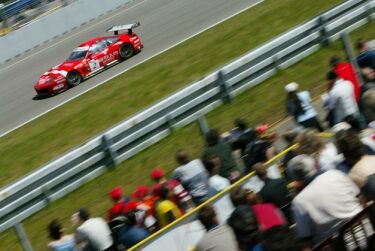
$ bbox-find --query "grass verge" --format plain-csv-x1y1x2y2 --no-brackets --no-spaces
3,9,375,251
0,0,341,187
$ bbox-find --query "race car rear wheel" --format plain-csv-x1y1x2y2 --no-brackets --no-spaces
119,43,134,60
66,71,82,87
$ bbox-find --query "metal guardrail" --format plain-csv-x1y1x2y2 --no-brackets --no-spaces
0,0,373,235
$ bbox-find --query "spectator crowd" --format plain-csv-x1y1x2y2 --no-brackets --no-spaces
46,38,375,251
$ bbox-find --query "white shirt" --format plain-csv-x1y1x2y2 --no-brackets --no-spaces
77,218,113,250
325,79,358,124
292,170,362,244
296,91,317,122
209,175,230,192
318,142,344,172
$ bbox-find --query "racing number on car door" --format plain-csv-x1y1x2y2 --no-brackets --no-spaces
88,60,100,72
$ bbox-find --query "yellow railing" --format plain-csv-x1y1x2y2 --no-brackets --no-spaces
128,143,298,251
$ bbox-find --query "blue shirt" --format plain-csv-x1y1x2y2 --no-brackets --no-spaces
49,236,77,251
118,226,149,248
357,50,375,69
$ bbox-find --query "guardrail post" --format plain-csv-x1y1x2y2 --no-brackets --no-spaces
318,16,329,46
341,32,365,87
41,186,52,204
217,71,233,103
15,223,34,251
166,114,175,133
196,115,209,137
101,135,118,167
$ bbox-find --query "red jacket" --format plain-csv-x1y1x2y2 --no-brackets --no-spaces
335,63,361,102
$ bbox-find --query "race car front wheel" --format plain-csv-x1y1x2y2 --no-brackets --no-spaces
67,71,82,87
119,43,134,60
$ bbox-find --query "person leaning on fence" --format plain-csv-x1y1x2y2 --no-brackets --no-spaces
202,154,231,195
202,129,242,183
288,155,363,246
284,82,323,132
172,149,210,205
195,205,238,251
48,219,78,251
72,208,115,251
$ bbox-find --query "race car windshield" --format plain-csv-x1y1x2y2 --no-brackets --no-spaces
67,48,88,61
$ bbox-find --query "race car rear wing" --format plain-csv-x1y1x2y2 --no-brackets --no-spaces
107,22,140,35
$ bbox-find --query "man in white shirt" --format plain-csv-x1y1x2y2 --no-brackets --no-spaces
203,155,231,194
73,208,114,251
288,155,362,245
323,71,359,126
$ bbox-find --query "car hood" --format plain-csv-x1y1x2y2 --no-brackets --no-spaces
51,60,83,72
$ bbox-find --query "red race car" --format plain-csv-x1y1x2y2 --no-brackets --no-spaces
34,22,143,96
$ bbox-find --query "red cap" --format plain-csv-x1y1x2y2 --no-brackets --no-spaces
256,123,270,135
109,187,123,201
132,186,149,199
150,169,164,181
123,201,138,214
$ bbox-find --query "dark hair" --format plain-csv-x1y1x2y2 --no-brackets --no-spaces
227,205,260,249
356,38,367,50
230,187,249,207
329,55,341,67
235,119,248,131
78,208,90,222
261,226,308,251
202,155,219,175
327,71,338,81
176,149,189,165
287,92,305,117
48,219,63,240
335,129,365,167
254,162,267,181
124,210,137,226
205,129,220,146
198,205,217,231
159,183,170,200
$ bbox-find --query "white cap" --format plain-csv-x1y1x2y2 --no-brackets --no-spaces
285,82,299,92
331,122,351,134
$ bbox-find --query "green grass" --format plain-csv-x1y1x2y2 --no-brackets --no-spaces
0,0,341,187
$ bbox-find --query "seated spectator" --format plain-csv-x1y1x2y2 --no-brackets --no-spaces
227,205,262,251
280,129,300,174
48,219,77,251
150,168,195,212
335,129,375,188
172,150,210,205
253,163,292,221
108,186,128,221
131,186,157,231
243,124,276,173
196,205,238,251
202,129,242,182
72,208,115,251
154,184,182,228
330,55,361,103
117,210,150,249
288,155,362,245
356,38,375,70
202,155,231,194
323,71,362,129
284,82,323,131
295,129,342,172
230,186,286,233
226,118,257,155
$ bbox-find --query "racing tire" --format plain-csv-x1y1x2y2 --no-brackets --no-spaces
119,43,134,60
66,71,82,87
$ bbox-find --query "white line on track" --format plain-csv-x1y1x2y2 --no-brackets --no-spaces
0,0,264,139
0,0,148,72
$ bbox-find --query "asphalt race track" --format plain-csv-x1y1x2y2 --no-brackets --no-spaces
0,0,261,136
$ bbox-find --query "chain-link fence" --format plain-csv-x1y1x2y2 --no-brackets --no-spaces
0,0,76,36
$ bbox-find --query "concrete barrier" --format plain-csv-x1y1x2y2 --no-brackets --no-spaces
0,0,130,63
